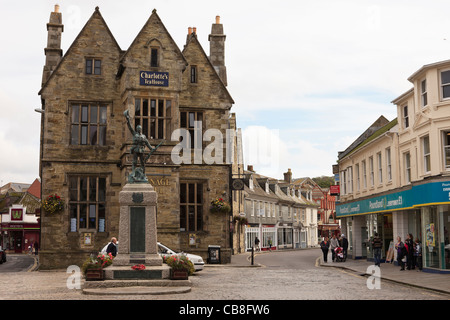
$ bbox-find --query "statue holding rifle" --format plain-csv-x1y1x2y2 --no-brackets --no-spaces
124,110,163,183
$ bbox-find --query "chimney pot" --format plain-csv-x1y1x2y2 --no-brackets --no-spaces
193,27,197,34
216,16,221,24
188,27,192,35
54,4,60,12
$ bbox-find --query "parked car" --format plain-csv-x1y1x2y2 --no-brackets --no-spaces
0,246,6,264
99,242,204,272
158,242,204,272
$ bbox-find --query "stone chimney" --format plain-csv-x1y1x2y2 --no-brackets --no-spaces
283,169,292,183
42,4,64,86
208,15,227,86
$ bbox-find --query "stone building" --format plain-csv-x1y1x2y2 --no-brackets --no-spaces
37,6,237,268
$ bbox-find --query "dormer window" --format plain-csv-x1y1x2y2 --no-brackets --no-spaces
249,177,254,190
265,181,269,193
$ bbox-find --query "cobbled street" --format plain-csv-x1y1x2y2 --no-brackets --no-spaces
0,249,448,300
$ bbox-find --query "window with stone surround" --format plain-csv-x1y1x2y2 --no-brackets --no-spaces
190,66,198,83
180,111,204,149
134,98,171,140
71,103,107,146
85,58,101,75
179,182,203,232
69,176,106,232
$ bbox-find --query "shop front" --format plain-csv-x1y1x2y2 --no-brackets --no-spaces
1,223,40,253
337,180,450,272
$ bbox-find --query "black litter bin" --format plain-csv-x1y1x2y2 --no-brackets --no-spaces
208,245,221,264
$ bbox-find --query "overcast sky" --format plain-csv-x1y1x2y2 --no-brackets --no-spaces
2,0,450,185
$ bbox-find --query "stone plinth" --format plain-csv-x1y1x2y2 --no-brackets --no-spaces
113,183,163,268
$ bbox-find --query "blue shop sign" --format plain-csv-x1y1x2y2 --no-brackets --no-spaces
140,71,169,87
336,181,450,217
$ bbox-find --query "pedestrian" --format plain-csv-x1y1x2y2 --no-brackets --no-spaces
330,234,340,262
371,232,382,267
414,238,423,271
33,241,39,256
405,233,414,270
395,236,406,271
320,237,330,263
268,237,272,251
254,236,260,252
106,237,118,258
340,234,349,260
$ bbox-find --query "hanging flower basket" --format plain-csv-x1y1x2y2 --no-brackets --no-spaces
233,216,248,226
42,193,65,214
210,197,231,214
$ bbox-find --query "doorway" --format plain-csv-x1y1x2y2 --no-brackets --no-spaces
11,231,23,253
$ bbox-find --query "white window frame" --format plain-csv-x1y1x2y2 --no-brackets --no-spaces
377,152,383,184
422,135,431,174
421,79,428,107
440,69,450,100
386,147,392,181
403,105,409,129
443,130,450,171
362,160,367,189
356,163,360,192
369,156,374,187
404,152,411,184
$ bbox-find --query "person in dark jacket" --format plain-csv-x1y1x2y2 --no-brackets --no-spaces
405,233,415,270
395,236,406,271
106,237,118,258
371,233,383,267
320,237,330,263
414,238,423,271
340,234,349,260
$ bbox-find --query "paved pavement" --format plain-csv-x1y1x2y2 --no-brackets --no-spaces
230,249,450,295
3,250,450,297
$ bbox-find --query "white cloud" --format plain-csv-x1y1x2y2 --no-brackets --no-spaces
2,0,450,183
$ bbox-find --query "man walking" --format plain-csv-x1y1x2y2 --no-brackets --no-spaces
372,232,382,267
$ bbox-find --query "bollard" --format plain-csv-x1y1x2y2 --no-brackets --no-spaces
251,246,254,265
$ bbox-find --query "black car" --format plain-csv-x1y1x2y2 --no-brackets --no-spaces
0,246,6,264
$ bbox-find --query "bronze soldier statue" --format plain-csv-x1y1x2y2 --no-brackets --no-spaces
124,110,155,183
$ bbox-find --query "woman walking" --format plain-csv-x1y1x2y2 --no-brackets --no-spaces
320,237,330,263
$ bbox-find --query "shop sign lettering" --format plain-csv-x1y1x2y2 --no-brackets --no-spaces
140,71,169,87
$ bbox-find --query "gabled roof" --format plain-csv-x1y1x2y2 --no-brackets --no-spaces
39,7,122,94
183,33,234,104
120,9,187,67
27,179,41,199
337,115,390,161
339,117,398,160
